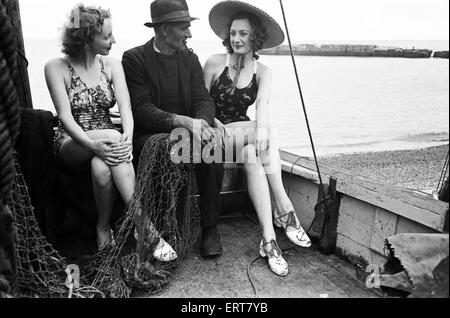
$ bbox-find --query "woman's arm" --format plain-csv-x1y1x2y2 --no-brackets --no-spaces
44,59,121,163
44,59,97,150
203,54,223,92
109,57,134,141
254,63,273,154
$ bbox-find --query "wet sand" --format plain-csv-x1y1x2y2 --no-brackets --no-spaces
318,145,449,192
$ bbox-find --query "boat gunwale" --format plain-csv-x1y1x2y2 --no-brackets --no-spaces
280,149,449,232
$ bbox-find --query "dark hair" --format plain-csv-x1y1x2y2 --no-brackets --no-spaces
222,12,268,60
61,4,111,59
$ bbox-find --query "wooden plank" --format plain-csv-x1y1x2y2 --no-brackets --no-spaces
281,160,320,183
336,234,387,267
337,212,373,247
283,175,319,218
336,179,445,231
280,150,449,215
396,217,440,235
339,196,377,225
369,208,398,254
286,187,317,224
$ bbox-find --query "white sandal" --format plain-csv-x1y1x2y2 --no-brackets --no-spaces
259,239,289,277
274,211,312,248
153,238,178,262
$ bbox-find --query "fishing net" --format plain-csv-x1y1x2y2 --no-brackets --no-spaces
6,134,201,298
87,133,201,297
7,156,102,298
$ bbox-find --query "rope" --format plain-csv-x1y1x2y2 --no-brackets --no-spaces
0,0,20,202
278,0,326,199
246,245,295,298
0,16,20,193
0,0,22,298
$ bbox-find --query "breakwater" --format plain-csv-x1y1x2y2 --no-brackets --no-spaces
260,44,434,58
433,51,450,59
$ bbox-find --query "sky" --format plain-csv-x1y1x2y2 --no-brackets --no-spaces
20,0,449,44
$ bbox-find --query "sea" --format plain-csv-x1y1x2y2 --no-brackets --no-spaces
25,38,449,157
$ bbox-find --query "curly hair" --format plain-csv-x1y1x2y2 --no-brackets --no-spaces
61,4,111,59
222,12,268,60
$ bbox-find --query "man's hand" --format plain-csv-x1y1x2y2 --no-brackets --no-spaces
214,118,231,139
191,119,219,149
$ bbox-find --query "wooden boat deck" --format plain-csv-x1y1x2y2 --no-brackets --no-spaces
147,214,380,299
59,212,380,298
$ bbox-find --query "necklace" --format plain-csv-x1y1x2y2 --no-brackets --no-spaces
230,52,254,95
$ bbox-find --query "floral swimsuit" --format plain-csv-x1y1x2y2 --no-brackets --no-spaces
54,57,117,153
210,54,259,125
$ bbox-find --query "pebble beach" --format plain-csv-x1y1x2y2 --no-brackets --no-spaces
318,144,449,192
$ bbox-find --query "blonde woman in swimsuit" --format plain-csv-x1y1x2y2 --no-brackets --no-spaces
45,4,176,261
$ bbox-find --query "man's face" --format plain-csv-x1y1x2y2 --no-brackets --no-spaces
164,21,192,51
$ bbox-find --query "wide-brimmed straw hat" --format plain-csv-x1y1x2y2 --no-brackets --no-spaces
144,0,198,28
209,0,285,49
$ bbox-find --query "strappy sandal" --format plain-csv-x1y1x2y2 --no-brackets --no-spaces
153,238,178,262
259,239,289,277
274,211,312,248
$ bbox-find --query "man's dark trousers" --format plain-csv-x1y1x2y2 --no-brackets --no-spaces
196,162,224,227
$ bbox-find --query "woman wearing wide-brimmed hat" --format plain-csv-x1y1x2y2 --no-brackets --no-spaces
203,1,311,276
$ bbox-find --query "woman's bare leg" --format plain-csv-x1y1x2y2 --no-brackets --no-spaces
110,163,135,205
241,145,277,242
223,122,293,215
258,128,295,215
91,156,117,247
58,129,136,247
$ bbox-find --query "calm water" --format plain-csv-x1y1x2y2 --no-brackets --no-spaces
26,38,449,156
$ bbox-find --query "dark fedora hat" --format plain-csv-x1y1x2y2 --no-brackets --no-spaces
144,0,198,28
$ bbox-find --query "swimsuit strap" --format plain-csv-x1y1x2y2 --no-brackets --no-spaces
99,57,109,82
63,57,76,77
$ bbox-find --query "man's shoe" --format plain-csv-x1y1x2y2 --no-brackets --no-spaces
201,226,223,258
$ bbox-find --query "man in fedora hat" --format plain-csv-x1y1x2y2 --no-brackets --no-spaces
122,0,224,258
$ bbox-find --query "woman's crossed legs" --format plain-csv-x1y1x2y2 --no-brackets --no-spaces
58,129,135,249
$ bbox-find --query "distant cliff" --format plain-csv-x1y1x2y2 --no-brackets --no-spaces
260,44,433,58
433,51,449,59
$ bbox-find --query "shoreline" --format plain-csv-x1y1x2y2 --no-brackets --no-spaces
316,144,449,192
260,43,448,59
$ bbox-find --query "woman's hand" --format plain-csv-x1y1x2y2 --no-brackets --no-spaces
90,139,124,166
120,132,134,163
213,118,230,152
255,126,270,157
